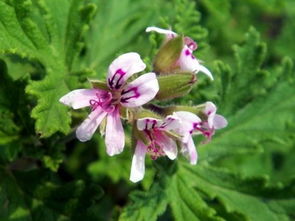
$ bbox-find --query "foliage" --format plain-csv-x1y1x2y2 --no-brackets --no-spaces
0,0,294,220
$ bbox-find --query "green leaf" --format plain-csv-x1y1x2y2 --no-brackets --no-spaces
119,182,168,221
87,137,131,183
84,0,166,72
120,161,223,221
121,27,295,220
181,164,295,221
0,0,96,137
0,167,103,220
0,59,21,145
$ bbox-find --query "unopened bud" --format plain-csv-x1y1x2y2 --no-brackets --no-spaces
156,73,196,100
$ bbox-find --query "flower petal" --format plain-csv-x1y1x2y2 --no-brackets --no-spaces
173,111,201,143
213,114,228,129
156,131,178,160
120,72,159,107
107,52,146,90
178,47,213,80
59,89,100,109
180,136,198,165
204,102,217,128
146,26,177,39
137,117,162,131
197,64,214,80
158,115,180,130
174,111,201,125
184,36,198,51
76,108,107,142
105,107,125,156
130,140,147,183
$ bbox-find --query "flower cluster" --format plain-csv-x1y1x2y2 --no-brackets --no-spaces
59,27,227,182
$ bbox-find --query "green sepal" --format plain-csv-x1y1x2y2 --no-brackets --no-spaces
135,108,162,120
162,104,207,119
156,73,196,100
153,36,184,74
99,117,107,136
88,79,109,91
119,106,129,120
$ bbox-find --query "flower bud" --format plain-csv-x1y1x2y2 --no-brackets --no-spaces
153,36,184,74
156,73,196,100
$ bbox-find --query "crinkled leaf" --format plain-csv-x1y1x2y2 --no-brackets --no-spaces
0,167,103,220
0,0,96,137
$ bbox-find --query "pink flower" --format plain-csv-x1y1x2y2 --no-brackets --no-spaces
173,111,202,165
146,26,213,80
130,115,180,182
176,102,227,143
59,52,159,156
197,101,228,141
173,106,227,164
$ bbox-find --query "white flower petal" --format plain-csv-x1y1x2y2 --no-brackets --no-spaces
174,111,201,125
181,136,198,165
156,132,178,160
137,117,162,131
178,47,213,80
145,26,177,39
105,108,125,156
204,102,217,128
76,108,107,142
158,115,180,130
213,114,228,129
173,111,201,143
59,89,99,109
197,64,214,80
130,141,147,183
107,52,146,90
121,72,159,107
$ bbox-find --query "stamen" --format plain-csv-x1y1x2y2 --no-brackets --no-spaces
89,91,114,112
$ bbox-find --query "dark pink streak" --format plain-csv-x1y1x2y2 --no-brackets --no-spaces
120,87,140,103
108,69,126,89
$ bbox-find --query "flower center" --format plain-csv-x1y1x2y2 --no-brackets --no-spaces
89,91,115,113
192,122,214,141
145,129,166,160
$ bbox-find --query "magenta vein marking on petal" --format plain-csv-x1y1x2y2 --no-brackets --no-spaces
169,33,176,39
108,69,126,89
193,122,201,129
152,120,157,129
121,87,140,103
160,117,174,128
185,49,191,56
